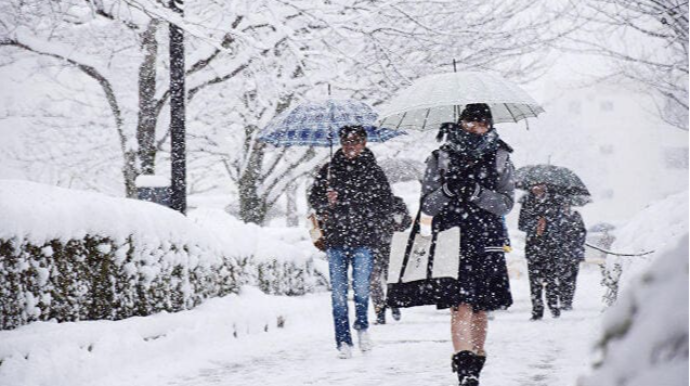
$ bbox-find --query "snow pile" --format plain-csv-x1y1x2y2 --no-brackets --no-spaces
605,190,689,296
0,181,327,330
0,286,322,386
580,233,689,386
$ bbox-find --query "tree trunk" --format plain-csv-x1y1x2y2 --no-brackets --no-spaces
136,20,160,175
286,182,299,227
123,150,138,198
238,126,267,224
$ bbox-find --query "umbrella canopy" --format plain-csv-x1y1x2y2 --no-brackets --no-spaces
258,99,405,147
378,71,544,130
378,158,425,183
515,164,590,197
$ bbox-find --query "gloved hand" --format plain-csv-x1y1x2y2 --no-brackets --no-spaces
443,174,478,201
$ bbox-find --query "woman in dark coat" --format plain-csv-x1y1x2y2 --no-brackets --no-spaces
308,125,393,359
420,104,515,386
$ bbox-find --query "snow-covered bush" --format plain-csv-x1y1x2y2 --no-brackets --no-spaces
600,190,688,305
579,233,689,386
187,208,329,296
0,181,328,330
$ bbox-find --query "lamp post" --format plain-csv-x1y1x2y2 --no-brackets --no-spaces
169,0,186,214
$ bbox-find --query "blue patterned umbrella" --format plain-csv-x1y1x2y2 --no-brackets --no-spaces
258,100,405,147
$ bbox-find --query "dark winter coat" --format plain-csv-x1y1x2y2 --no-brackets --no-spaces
518,193,586,260
379,196,412,245
420,141,515,310
309,148,393,249
559,210,587,261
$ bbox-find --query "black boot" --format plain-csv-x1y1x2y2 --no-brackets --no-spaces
451,351,483,386
391,307,401,321
530,307,544,321
375,309,386,325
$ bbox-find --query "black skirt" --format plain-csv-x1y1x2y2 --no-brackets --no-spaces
435,251,513,311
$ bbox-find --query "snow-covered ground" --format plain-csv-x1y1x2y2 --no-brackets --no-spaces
0,267,605,386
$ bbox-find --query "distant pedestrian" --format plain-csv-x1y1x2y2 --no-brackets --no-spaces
420,103,515,386
308,125,393,359
371,196,412,325
518,184,566,320
558,206,587,310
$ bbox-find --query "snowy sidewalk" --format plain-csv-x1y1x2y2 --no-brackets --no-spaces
0,266,604,386
167,268,604,386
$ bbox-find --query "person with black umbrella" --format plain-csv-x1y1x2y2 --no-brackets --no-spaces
420,103,515,386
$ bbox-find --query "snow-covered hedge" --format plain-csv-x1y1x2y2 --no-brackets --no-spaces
0,181,327,330
579,233,689,386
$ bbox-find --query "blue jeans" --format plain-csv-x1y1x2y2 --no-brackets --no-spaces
327,246,374,349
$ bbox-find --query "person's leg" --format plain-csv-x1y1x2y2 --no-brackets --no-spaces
527,258,545,319
470,310,488,354
451,303,474,352
327,247,353,349
369,247,386,323
352,247,374,332
544,257,560,317
562,260,580,310
451,304,485,386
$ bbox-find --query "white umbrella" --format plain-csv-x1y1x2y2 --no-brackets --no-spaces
378,71,545,130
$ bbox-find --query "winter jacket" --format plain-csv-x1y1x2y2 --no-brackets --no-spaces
559,210,587,261
379,196,412,245
518,193,586,260
421,141,515,256
309,148,393,248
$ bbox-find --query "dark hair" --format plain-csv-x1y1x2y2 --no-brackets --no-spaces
459,103,493,124
338,125,367,140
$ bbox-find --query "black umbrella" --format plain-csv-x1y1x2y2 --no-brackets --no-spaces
515,164,590,196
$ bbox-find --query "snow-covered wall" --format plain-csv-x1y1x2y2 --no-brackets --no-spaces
0,181,327,330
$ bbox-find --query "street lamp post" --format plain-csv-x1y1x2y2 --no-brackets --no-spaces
169,0,186,214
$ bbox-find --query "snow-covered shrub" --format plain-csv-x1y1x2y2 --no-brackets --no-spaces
600,190,688,305
0,181,245,330
579,233,689,386
187,208,330,296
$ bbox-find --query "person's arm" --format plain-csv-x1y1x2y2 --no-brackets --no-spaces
468,149,516,216
420,151,453,216
308,163,330,214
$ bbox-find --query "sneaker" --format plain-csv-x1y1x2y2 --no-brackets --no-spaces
337,345,353,359
391,308,401,321
357,330,373,353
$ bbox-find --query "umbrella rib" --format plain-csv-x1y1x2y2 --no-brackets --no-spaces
504,103,518,123
395,112,407,130
422,108,432,131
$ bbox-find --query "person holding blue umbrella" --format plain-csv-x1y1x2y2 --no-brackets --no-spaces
308,125,394,359
259,99,403,359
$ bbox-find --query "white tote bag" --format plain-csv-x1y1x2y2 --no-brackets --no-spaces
387,227,460,284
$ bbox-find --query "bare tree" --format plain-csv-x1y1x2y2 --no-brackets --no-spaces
564,0,689,130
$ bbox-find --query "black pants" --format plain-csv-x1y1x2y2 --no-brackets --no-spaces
371,244,391,315
559,260,581,309
526,254,560,316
